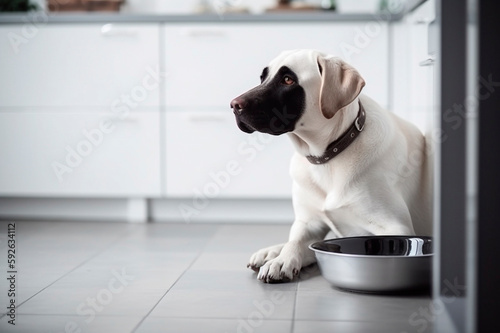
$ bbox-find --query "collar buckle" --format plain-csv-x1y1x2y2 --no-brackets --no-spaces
355,116,364,132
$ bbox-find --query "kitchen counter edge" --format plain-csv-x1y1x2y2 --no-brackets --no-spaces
0,12,405,25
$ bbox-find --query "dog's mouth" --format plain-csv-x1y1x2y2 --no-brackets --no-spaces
233,108,299,136
234,113,256,134
236,118,255,134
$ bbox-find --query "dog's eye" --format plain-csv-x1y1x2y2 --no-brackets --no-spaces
282,76,295,85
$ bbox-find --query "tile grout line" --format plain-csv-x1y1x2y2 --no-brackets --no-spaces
129,248,206,333
0,224,140,320
129,225,222,333
290,279,299,333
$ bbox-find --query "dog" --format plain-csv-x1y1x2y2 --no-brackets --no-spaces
230,49,432,283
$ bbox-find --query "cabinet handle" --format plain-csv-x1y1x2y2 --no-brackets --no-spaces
419,56,435,67
180,29,227,38
415,17,433,25
101,24,138,37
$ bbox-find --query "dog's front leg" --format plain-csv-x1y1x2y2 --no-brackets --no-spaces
252,219,329,283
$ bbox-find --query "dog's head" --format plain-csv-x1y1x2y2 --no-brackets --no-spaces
230,49,365,135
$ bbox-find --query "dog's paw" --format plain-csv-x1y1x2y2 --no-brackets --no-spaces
257,256,301,283
247,243,285,272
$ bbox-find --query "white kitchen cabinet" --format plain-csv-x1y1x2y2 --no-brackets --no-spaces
163,22,389,109
0,24,160,107
0,19,391,205
0,109,161,196
408,0,436,133
0,23,161,198
391,0,436,133
164,110,294,198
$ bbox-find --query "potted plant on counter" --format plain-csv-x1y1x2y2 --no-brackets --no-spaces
0,0,39,11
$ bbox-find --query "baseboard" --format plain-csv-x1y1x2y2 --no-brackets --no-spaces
0,197,147,223
151,198,294,224
0,197,294,224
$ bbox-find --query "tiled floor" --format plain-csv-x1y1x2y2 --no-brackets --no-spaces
0,221,435,333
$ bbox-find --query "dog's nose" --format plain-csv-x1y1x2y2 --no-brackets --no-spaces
230,97,246,114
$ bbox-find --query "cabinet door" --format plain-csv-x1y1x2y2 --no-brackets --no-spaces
0,24,160,107
0,109,161,196
391,0,436,132
408,0,436,132
165,110,294,198
163,22,389,109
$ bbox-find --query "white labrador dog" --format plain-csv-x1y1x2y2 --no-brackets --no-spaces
230,50,431,283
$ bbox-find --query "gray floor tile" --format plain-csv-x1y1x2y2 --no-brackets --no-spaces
25,264,183,294
136,317,293,333
202,224,290,252
0,314,142,333
0,221,437,333
85,223,220,255
170,269,296,293
0,265,182,316
189,251,252,271
293,320,433,333
0,221,136,293
5,259,95,301
17,288,164,316
149,290,296,320
132,223,220,239
295,289,431,323
83,251,198,273
0,287,41,310
108,235,212,254
14,221,135,252
297,265,329,291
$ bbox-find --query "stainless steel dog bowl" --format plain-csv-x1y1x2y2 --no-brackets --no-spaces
309,236,433,293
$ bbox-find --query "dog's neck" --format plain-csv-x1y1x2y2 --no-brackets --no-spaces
288,99,362,161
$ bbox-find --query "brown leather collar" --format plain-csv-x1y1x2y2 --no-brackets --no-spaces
306,101,366,165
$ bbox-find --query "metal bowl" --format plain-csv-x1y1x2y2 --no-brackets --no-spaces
309,236,433,293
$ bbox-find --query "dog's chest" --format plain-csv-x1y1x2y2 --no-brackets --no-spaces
310,162,347,189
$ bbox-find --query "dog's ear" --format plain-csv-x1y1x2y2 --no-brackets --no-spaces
317,56,365,119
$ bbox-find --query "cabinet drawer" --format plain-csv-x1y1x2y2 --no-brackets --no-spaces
0,109,161,196
0,24,160,107
163,22,389,109
165,110,294,198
